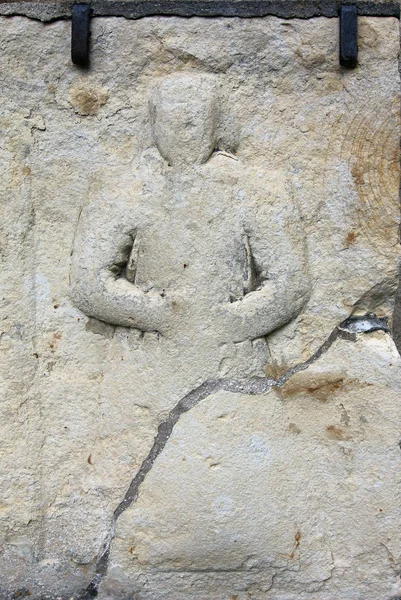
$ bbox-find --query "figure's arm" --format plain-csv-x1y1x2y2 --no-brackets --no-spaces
70,189,173,334
217,187,311,343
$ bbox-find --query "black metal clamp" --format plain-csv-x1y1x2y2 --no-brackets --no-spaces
339,4,358,68
71,3,91,66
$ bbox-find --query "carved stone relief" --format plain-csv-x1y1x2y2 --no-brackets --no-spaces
71,72,310,359
0,12,400,600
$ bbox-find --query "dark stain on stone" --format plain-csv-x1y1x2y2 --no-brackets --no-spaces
326,424,350,440
345,231,358,247
289,530,301,559
69,86,109,116
280,374,346,401
11,590,31,599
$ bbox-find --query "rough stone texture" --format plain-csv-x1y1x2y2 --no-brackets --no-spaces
0,12,400,600
0,1,400,22
105,332,401,600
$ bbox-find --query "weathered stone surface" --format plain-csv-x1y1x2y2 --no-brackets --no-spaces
0,11,400,599
105,332,401,599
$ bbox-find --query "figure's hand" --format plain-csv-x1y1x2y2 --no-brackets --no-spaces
211,299,249,344
141,287,181,335
212,284,294,344
72,272,181,336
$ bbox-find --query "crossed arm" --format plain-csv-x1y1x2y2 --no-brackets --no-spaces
71,182,310,341
70,195,174,335
215,197,311,343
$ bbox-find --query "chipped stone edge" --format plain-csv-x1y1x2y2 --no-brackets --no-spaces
77,314,387,598
0,0,399,23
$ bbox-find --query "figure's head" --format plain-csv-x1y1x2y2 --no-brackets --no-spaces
149,73,218,166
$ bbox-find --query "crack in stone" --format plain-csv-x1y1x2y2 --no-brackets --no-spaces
78,315,388,598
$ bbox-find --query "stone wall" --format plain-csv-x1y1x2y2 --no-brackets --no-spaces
0,5,401,599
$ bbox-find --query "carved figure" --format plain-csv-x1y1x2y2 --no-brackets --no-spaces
71,73,310,375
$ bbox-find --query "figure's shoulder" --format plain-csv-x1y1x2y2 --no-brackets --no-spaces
83,153,160,224
240,164,298,217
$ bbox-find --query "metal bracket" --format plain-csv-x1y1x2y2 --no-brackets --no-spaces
71,3,91,66
339,4,358,68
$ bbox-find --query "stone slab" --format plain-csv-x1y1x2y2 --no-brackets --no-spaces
0,11,400,599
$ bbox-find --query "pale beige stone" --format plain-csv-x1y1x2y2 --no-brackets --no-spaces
0,12,399,599
105,332,401,600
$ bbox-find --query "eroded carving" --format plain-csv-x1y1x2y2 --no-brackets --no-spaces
71,73,310,348
1,13,401,598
